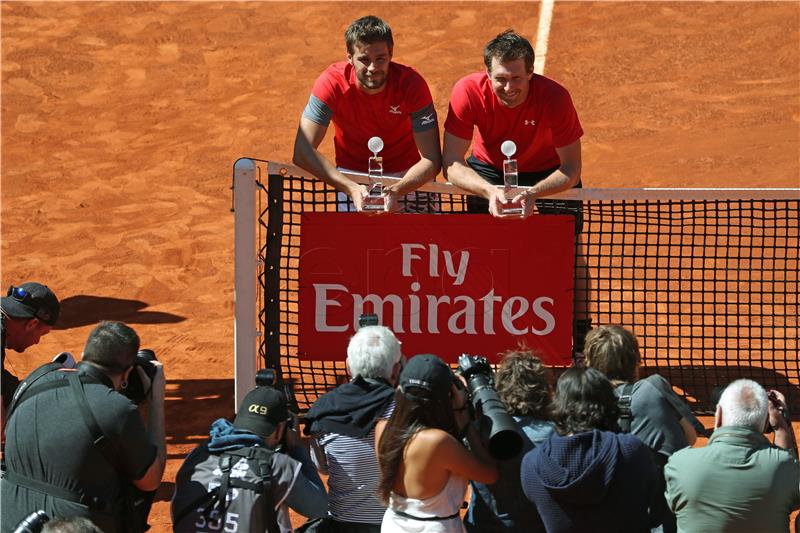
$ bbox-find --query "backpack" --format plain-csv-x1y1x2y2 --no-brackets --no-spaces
172,445,280,533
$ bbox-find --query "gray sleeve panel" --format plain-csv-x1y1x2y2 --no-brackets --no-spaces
302,94,333,127
410,102,438,132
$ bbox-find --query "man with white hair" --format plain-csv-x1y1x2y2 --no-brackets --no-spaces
664,379,799,531
303,325,404,532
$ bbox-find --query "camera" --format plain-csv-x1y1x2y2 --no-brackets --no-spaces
11,510,49,533
358,313,379,328
457,354,522,460
256,368,300,427
123,349,158,405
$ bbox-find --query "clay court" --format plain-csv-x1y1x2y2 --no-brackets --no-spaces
2,1,798,530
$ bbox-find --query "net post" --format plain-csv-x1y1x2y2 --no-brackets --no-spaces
233,158,257,413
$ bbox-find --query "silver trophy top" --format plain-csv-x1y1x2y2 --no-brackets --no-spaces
501,140,517,159
368,136,384,156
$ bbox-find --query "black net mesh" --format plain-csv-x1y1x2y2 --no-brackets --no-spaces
248,161,799,414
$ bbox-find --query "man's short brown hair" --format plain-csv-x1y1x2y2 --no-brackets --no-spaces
483,29,534,74
584,325,640,382
345,15,393,55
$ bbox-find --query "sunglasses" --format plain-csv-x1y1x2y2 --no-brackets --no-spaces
6,286,53,324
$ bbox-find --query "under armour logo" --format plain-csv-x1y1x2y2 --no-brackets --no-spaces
389,105,402,115
524,119,536,126
420,113,435,125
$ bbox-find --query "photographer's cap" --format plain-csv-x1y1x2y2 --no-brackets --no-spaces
234,386,289,437
399,354,454,401
2,282,60,326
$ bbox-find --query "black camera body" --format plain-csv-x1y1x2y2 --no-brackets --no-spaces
358,313,379,328
458,354,522,461
256,368,300,427
124,349,158,405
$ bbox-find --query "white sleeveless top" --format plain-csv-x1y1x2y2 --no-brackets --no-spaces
381,473,467,532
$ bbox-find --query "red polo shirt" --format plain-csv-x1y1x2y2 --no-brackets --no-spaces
311,61,434,173
444,72,583,172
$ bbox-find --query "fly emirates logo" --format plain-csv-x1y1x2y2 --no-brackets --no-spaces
312,243,556,336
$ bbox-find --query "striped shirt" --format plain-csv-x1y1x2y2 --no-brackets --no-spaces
314,403,394,524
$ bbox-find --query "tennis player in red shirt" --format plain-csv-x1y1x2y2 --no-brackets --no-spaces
443,30,583,221
444,30,590,359
293,16,441,213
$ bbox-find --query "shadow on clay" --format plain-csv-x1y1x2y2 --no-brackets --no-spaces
54,295,186,329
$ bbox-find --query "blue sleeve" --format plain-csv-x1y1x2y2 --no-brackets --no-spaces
284,442,328,519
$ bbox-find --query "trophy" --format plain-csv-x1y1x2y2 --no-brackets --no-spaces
363,136,385,211
501,140,523,215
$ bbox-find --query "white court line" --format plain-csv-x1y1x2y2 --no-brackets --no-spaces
534,0,555,74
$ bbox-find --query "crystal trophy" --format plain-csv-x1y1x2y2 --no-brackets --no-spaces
363,136,385,211
501,140,523,215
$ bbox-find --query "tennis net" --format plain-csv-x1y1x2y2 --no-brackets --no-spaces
232,159,799,414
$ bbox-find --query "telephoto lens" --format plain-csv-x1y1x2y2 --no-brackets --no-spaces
11,510,49,533
458,354,523,460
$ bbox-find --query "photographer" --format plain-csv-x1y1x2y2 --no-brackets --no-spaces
1,282,61,435
302,324,404,532
584,325,705,533
376,354,497,532
171,385,328,532
464,349,554,533
520,367,661,532
1,321,166,533
665,380,799,531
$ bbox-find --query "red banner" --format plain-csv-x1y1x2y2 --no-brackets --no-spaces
298,213,574,365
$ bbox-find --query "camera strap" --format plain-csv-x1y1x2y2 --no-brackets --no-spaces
5,361,65,421
67,371,110,450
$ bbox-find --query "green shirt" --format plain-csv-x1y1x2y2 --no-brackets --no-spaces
664,426,799,533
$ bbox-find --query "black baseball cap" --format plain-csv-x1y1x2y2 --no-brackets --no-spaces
234,386,290,437
399,354,455,402
1,283,60,326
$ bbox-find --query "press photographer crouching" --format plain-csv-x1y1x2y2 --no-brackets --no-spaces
171,383,328,532
463,349,554,533
301,322,404,532
1,321,166,533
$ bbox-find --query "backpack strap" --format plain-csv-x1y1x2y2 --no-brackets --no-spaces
249,447,278,533
618,382,635,433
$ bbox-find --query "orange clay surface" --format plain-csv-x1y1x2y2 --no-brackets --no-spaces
2,2,798,531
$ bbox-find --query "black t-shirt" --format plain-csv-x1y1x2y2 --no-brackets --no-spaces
0,363,156,533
